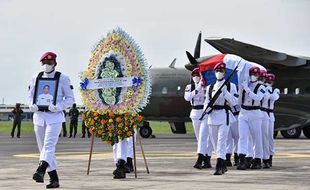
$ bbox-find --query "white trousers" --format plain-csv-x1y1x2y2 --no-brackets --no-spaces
209,124,230,159
238,118,263,159
191,118,201,141
247,136,254,157
268,120,275,155
261,118,271,159
34,122,62,171
226,119,239,154
113,139,128,164
197,118,213,156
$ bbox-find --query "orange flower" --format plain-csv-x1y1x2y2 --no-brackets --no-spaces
97,130,103,135
124,121,129,126
115,117,122,123
91,119,95,125
93,112,99,117
137,115,143,122
108,111,114,117
108,125,114,131
117,130,122,135
124,113,129,117
106,141,112,145
100,119,106,125
126,131,132,136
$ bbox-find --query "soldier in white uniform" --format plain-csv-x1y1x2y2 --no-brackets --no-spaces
265,73,280,167
237,66,265,170
205,62,237,175
112,138,130,178
28,52,75,188
36,85,54,106
185,69,213,170
184,68,205,141
258,70,272,168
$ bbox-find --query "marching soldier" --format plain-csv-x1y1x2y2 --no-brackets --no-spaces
112,140,130,179
11,103,24,138
237,66,265,170
68,103,79,138
28,52,75,188
184,68,205,141
205,62,237,175
259,70,272,168
265,73,280,167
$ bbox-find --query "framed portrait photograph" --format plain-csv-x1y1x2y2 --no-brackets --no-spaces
33,78,59,111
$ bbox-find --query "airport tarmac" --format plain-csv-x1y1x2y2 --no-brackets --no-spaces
0,133,310,190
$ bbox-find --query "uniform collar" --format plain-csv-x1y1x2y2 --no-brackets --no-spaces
43,70,56,78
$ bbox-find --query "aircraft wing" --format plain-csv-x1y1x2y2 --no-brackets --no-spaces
205,38,310,68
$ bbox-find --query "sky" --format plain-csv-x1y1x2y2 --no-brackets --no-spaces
0,0,309,105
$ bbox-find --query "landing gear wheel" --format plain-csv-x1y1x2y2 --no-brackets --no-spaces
139,125,152,138
280,127,301,138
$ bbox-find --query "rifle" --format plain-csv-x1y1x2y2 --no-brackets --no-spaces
199,60,241,120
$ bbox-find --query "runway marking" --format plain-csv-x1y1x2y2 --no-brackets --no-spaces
14,151,310,160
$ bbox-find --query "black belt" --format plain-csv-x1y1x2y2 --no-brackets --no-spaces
192,105,204,110
241,105,260,110
260,107,273,116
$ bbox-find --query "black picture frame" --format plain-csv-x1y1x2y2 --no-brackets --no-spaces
33,77,59,111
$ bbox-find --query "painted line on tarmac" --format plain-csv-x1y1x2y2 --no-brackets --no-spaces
13,151,310,160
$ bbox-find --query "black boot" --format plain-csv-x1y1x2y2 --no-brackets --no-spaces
269,155,273,167
263,159,270,169
225,154,232,167
251,158,262,169
222,159,228,173
113,159,126,179
124,157,134,173
193,154,204,170
214,158,223,175
46,170,60,188
33,161,49,183
202,154,212,168
233,153,239,166
237,154,247,170
245,157,253,169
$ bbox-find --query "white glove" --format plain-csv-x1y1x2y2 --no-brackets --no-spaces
241,81,250,93
195,81,203,91
48,104,62,112
29,104,39,112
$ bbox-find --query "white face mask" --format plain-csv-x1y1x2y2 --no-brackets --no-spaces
250,75,258,82
215,72,225,80
192,76,200,83
265,83,272,87
42,64,54,73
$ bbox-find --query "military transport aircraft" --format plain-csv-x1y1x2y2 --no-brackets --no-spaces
140,32,310,139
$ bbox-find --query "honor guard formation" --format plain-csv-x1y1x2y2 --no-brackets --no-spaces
184,62,280,175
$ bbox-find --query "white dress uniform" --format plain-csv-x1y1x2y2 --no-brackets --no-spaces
266,86,280,157
28,71,75,171
260,84,272,160
37,93,54,106
238,81,265,160
184,82,205,141
206,80,237,159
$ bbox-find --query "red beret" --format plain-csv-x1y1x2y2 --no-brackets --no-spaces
191,68,200,76
40,52,57,62
249,66,260,75
214,62,226,71
260,70,267,78
267,73,275,81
